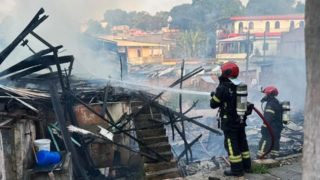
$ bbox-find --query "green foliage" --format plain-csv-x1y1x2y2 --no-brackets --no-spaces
251,164,270,174
170,0,244,31
245,0,304,15
176,30,207,58
103,9,169,31
104,9,131,26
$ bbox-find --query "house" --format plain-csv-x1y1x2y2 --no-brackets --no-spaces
98,36,168,65
216,14,304,62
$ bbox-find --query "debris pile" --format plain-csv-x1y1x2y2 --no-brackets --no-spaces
0,9,223,180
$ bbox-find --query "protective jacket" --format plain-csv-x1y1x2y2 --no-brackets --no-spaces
210,77,252,173
263,96,283,131
258,96,283,158
210,77,252,130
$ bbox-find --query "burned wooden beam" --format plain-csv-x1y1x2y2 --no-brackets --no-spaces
131,66,204,118
68,125,160,161
0,8,48,64
138,95,222,136
167,108,175,141
0,47,64,77
6,56,73,80
183,100,199,115
69,93,170,162
49,82,89,179
178,60,189,164
177,134,202,162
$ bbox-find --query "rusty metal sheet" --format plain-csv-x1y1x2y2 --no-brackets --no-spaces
73,105,109,132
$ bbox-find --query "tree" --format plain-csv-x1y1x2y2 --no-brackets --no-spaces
245,0,296,15
303,0,320,179
103,9,168,31
170,0,243,57
176,30,206,58
170,4,198,30
152,11,170,30
170,0,243,31
104,9,130,26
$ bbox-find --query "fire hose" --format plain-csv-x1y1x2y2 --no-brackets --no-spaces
253,106,275,159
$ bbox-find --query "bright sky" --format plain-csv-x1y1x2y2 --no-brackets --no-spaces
0,0,193,22
0,0,305,22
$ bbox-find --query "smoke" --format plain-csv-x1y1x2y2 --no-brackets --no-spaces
0,0,124,79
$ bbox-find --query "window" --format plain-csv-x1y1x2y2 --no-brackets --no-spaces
137,49,141,57
290,21,295,30
299,21,305,28
275,21,280,29
231,22,235,33
249,22,254,30
238,22,243,34
265,21,270,32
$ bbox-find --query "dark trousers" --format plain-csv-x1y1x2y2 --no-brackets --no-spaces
257,126,281,157
223,127,251,173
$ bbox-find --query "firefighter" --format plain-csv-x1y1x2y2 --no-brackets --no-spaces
257,86,285,158
210,62,253,177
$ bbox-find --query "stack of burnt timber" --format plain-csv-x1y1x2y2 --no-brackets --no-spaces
132,102,180,179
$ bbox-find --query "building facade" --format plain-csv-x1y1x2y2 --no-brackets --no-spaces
98,36,168,65
216,14,304,61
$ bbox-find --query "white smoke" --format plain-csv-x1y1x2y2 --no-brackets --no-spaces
0,1,122,78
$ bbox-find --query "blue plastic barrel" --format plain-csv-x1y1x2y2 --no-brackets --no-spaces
36,150,61,166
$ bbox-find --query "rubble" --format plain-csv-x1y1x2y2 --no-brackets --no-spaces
0,9,225,180
0,7,306,180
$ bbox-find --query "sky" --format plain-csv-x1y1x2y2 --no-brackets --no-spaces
0,0,305,22
0,0,193,22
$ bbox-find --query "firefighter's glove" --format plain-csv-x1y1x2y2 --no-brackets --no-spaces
245,103,254,116
210,91,215,97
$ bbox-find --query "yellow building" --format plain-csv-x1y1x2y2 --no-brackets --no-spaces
98,36,167,65
216,14,304,61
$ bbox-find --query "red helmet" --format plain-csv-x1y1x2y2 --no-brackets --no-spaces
221,62,239,78
263,86,279,96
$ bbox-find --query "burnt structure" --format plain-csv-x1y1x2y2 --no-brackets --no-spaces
0,9,222,180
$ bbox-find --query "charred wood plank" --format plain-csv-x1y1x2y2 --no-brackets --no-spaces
131,66,204,118
183,100,199,115
179,60,188,164
7,56,73,80
0,8,48,64
0,47,63,77
136,94,222,135
69,93,170,162
177,134,202,162
49,82,89,180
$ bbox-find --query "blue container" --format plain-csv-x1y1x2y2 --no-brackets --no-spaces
36,150,61,166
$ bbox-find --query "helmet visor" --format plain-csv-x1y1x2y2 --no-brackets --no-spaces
229,77,242,85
